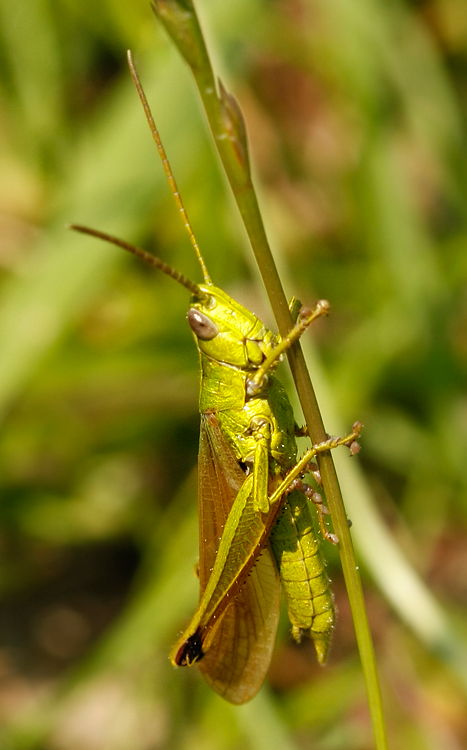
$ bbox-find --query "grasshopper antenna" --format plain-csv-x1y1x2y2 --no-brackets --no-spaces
127,50,212,286
68,224,206,298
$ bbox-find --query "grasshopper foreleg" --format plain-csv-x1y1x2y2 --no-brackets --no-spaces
246,299,330,396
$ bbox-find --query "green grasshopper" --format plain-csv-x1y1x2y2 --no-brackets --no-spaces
71,53,361,705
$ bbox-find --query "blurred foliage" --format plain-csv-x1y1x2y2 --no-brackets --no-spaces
0,0,466,748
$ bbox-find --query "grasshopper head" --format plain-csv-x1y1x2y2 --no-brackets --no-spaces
188,284,276,369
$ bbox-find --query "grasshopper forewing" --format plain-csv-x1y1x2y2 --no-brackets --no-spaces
195,413,281,703
70,51,362,704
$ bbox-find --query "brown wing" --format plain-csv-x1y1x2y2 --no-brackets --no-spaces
197,412,246,592
196,412,281,704
198,540,281,704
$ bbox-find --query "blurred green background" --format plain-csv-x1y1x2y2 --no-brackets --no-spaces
0,0,466,747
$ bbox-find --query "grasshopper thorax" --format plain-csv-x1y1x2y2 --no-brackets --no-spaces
188,284,277,370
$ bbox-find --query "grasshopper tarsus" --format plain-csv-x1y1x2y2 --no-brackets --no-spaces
312,491,330,514
349,441,361,456
308,462,322,486
298,298,330,324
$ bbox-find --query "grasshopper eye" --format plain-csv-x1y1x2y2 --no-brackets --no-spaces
188,309,219,340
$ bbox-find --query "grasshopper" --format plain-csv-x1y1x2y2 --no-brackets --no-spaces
71,52,361,705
